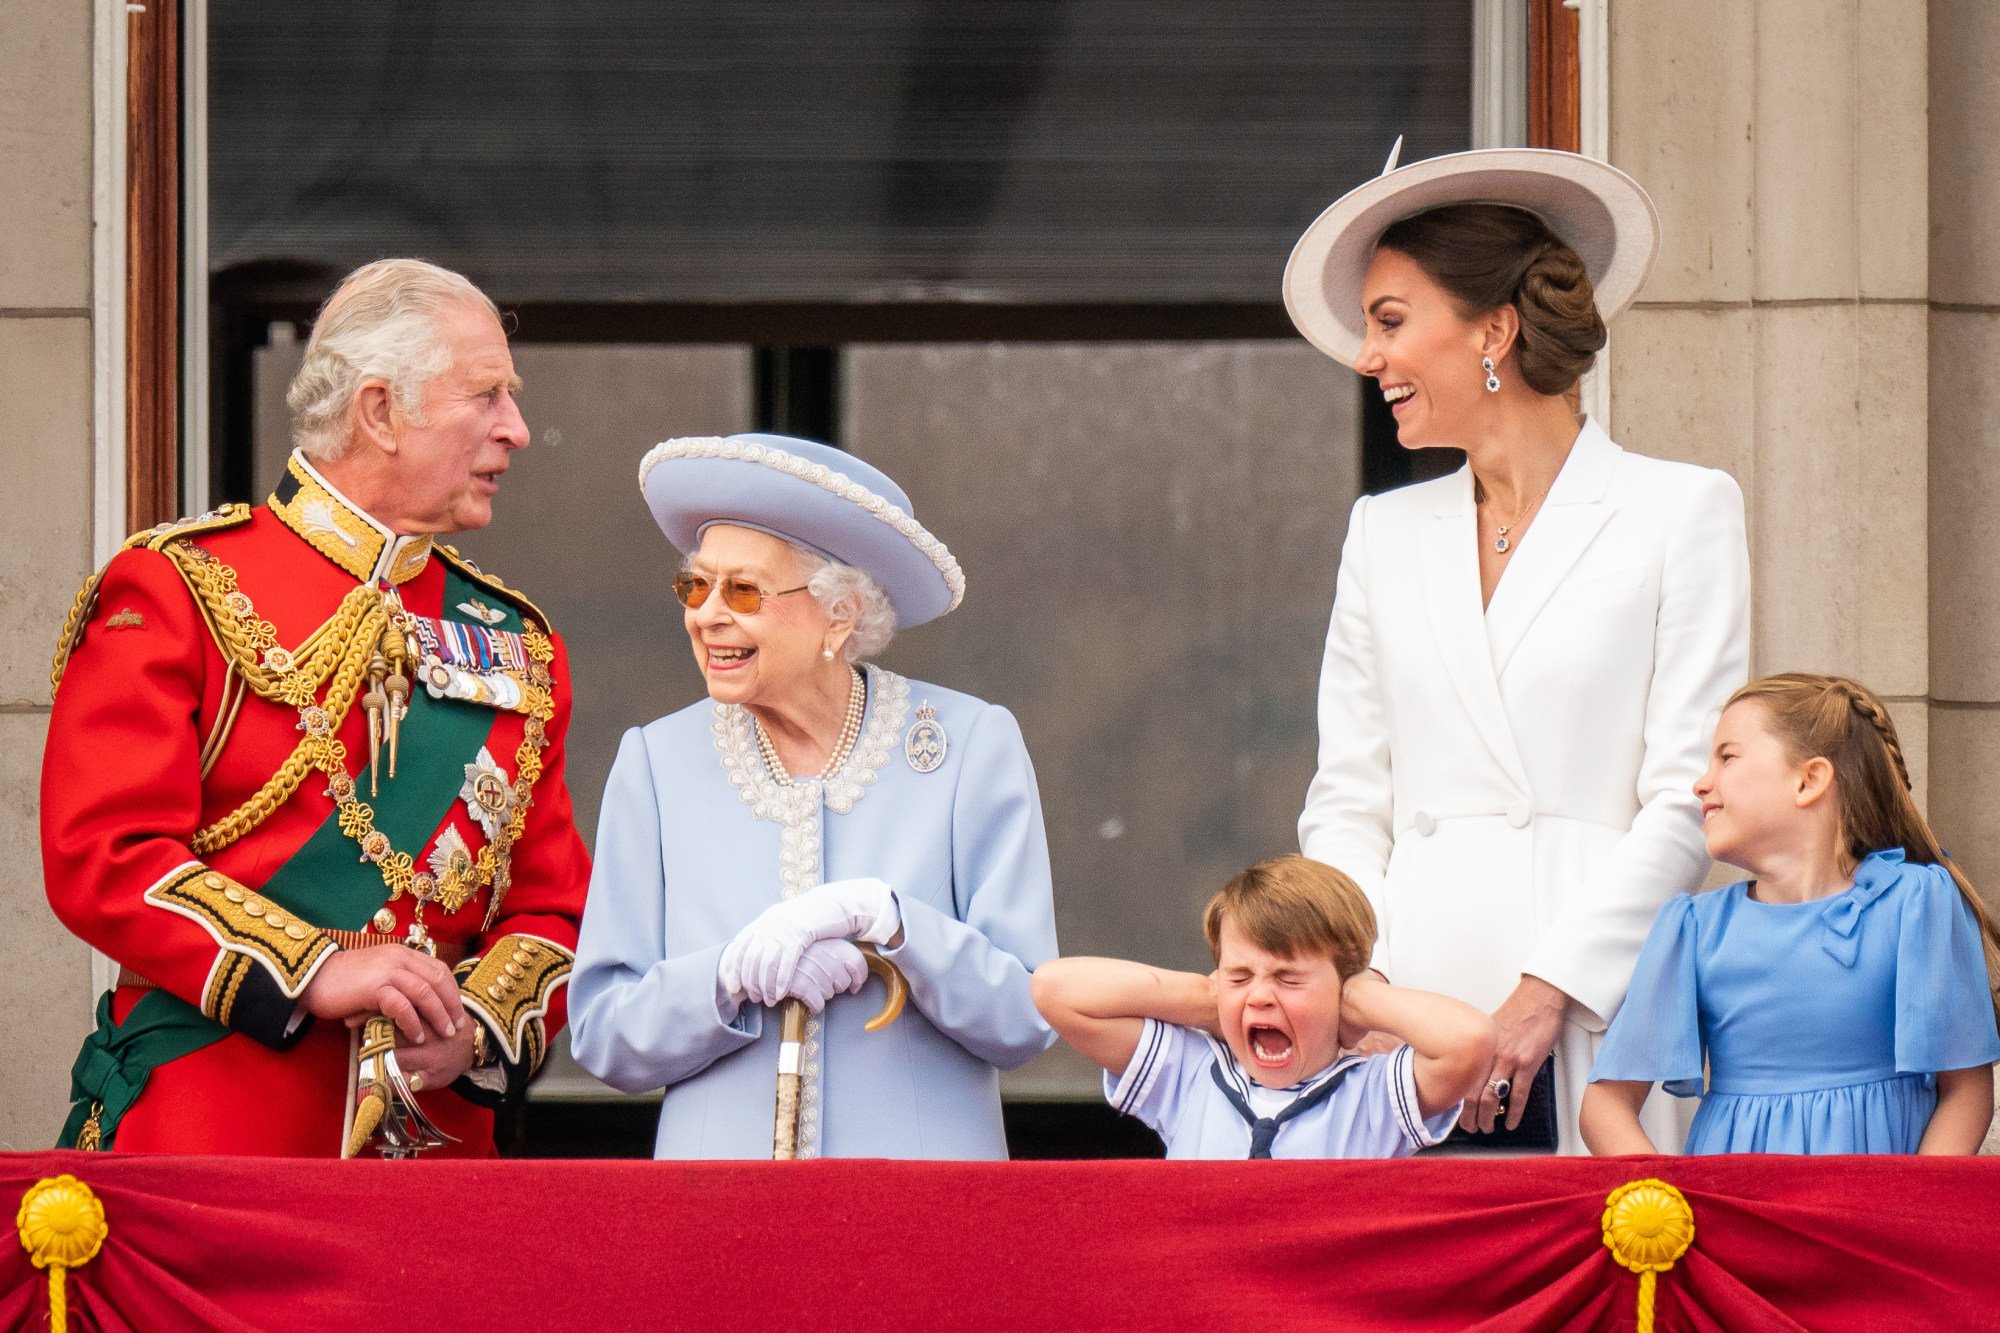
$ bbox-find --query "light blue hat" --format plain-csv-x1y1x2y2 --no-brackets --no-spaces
638,433,965,628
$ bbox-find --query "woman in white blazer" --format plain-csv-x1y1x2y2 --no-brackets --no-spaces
1282,148,1750,1154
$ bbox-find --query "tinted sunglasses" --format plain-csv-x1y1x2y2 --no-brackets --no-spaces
672,571,811,615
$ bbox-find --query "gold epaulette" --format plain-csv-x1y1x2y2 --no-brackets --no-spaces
434,543,555,633
50,505,256,694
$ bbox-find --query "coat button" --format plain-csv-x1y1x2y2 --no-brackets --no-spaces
1507,801,1532,828
1412,811,1437,837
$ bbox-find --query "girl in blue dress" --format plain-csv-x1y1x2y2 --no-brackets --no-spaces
1582,672,2000,1154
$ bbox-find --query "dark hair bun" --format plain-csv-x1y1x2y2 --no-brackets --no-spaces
1376,204,1608,395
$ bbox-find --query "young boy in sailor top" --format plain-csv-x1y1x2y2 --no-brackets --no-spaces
1034,855,1495,1159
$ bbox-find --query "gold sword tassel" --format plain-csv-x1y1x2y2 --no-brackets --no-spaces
343,1016,396,1159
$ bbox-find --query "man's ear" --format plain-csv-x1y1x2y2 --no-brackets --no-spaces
352,379,400,456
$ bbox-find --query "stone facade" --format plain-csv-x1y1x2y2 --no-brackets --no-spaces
0,0,98,1149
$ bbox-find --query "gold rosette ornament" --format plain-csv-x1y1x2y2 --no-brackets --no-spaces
1601,1178,1695,1333
17,1174,108,1333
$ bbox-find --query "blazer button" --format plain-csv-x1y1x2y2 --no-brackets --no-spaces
1506,801,1532,828
1412,811,1437,837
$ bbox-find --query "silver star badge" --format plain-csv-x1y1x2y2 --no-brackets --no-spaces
459,747,517,842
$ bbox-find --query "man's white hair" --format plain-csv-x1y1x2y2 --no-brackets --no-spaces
285,258,500,462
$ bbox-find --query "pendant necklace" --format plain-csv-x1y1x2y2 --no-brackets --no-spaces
1478,480,1552,555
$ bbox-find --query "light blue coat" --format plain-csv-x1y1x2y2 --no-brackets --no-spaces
569,668,1059,1159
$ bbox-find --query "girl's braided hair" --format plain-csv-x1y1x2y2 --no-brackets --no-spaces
1728,672,2000,1026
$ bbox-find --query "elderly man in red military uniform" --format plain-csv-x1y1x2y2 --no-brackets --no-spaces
42,258,590,1156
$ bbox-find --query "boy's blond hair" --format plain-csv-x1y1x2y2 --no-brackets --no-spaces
1201,854,1376,979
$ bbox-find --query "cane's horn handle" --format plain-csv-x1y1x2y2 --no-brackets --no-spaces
858,944,907,1032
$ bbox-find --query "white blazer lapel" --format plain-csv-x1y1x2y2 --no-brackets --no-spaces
1419,468,1531,789
1485,421,1621,677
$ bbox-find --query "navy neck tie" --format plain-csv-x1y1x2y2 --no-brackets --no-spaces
1210,1059,1356,1159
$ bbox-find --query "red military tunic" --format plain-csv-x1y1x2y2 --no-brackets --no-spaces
43,452,591,1155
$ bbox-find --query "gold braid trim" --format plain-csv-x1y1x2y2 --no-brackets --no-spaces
176,543,389,855
173,541,557,920
145,864,336,1005
49,505,253,695
456,934,571,1068
478,626,557,927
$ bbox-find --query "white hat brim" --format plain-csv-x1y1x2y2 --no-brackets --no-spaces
1282,148,1660,368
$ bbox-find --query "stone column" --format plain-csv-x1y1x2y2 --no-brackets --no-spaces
1929,2,2000,898
1607,0,1932,802
0,2,99,1149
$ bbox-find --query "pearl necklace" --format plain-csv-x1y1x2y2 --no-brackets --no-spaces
754,669,867,784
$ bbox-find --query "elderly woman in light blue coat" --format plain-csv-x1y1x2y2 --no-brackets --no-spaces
569,433,1058,1159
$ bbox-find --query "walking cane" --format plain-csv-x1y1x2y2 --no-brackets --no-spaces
772,944,908,1160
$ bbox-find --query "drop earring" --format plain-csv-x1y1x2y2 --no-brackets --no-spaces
1482,356,1501,393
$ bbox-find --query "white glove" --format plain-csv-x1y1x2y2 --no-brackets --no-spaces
717,877,900,1008
781,939,871,1013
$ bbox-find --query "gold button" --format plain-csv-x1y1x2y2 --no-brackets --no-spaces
224,886,247,904
372,908,397,933
264,910,286,928
504,962,525,979
511,949,531,965
499,975,518,991
203,873,225,889
285,923,310,940
243,900,267,918
487,984,504,1000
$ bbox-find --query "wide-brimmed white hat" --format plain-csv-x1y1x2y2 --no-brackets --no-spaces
1283,143,1660,368
638,433,964,628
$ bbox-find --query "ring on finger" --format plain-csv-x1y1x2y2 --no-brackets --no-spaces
1486,1077,1511,1101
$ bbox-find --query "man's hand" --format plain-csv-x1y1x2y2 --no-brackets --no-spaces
301,946,466,1044
394,1019,480,1093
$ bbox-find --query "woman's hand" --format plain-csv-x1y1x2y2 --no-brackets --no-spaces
718,878,899,1007
1462,974,1569,1134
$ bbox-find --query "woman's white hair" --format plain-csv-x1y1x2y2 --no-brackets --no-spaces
285,258,500,462
802,553,898,664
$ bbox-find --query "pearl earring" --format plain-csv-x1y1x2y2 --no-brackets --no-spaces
1482,356,1500,393
822,647,835,661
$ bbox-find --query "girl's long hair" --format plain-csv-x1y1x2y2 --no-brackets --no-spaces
1729,672,2000,1026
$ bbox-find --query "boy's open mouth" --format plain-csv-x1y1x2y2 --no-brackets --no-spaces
1248,1025,1293,1066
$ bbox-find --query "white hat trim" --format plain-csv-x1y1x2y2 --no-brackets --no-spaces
638,436,966,613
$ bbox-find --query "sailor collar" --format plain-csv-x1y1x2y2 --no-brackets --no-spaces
270,451,435,585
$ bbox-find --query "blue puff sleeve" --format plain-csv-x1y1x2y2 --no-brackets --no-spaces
1892,860,2000,1076
1589,893,1705,1097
